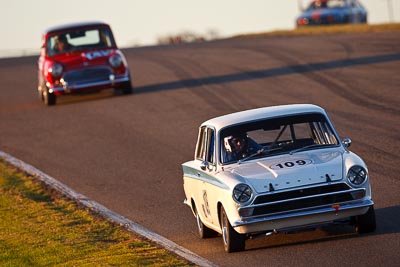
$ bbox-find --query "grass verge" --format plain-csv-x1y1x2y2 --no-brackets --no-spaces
235,23,400,38
0,159,192,266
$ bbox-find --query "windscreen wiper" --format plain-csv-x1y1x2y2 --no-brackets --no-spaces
289,143,336,155
238,148,265,164
238,125,289,164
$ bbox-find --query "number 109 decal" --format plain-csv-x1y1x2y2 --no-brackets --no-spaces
270,159,312,170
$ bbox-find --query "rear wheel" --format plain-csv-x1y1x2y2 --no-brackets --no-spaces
196,213,217,238
354,206,376,234
38,88,44,101
220,206,245,253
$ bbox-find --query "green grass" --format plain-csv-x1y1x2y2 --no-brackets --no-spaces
0,160,192,266
234,23,400,38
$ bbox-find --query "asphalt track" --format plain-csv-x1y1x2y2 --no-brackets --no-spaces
1,31,399,266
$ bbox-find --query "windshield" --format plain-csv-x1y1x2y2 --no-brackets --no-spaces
47,27,116,56
220,113,339,164
306,0,346,11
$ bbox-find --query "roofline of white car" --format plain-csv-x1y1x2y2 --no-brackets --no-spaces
201,104,326,130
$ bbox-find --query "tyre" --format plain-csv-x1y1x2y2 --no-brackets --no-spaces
354,206,376,234
38,89,44,101
121,81,132,94
220,206,245,253
44,89,56,106
120,75,133,95
196,213,217,238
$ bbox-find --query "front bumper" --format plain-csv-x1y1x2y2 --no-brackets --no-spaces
231,182,373,234
51,76,129,94
46,66,130,95
233,199,373,234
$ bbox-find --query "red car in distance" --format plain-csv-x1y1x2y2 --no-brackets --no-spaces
37,21,132,105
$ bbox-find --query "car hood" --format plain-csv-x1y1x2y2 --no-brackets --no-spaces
50,49,116,70
228,150,343,193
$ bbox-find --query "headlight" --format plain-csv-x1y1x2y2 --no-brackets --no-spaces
233,184,253,203
49,63,63,77
109,54,123,67
347,166,368,186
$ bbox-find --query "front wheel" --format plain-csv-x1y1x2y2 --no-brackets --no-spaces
220,206,245,253
354,206,376,234
121,80,133,94
43,89,56,106
120,74,133,95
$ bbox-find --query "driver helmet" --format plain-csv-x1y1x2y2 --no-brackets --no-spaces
224,133,247,153
224,135,234,153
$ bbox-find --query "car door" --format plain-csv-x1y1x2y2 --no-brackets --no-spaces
194,126,217,225
37,36,46,89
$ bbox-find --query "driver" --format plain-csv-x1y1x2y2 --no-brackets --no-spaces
224,133,250,162
53,35,70,53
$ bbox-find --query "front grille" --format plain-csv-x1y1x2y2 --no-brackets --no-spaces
253,183,350,204
63,67,112,86
249,183,365,217
309,17,340,25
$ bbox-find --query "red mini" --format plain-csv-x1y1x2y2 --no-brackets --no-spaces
37,21,132,105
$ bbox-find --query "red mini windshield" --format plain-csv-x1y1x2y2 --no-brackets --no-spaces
46,27,116,56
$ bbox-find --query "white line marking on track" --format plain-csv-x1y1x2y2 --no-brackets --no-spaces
0,150,217,267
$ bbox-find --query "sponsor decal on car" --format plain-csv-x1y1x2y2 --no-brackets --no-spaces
270,159,312,170
83,50,113,60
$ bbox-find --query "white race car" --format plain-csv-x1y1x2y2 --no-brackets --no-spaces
182,104,376,252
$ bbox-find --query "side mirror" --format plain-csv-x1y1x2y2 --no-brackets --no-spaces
342,138,352,149
200,161,209,171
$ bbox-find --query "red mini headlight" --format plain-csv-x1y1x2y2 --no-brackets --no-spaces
49,63,63,77
109,54,123,68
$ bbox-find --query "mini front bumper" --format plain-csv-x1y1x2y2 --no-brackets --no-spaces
232,199,374,234
48,74,130,95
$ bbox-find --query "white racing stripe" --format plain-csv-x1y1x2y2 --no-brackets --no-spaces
0,150,217,267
